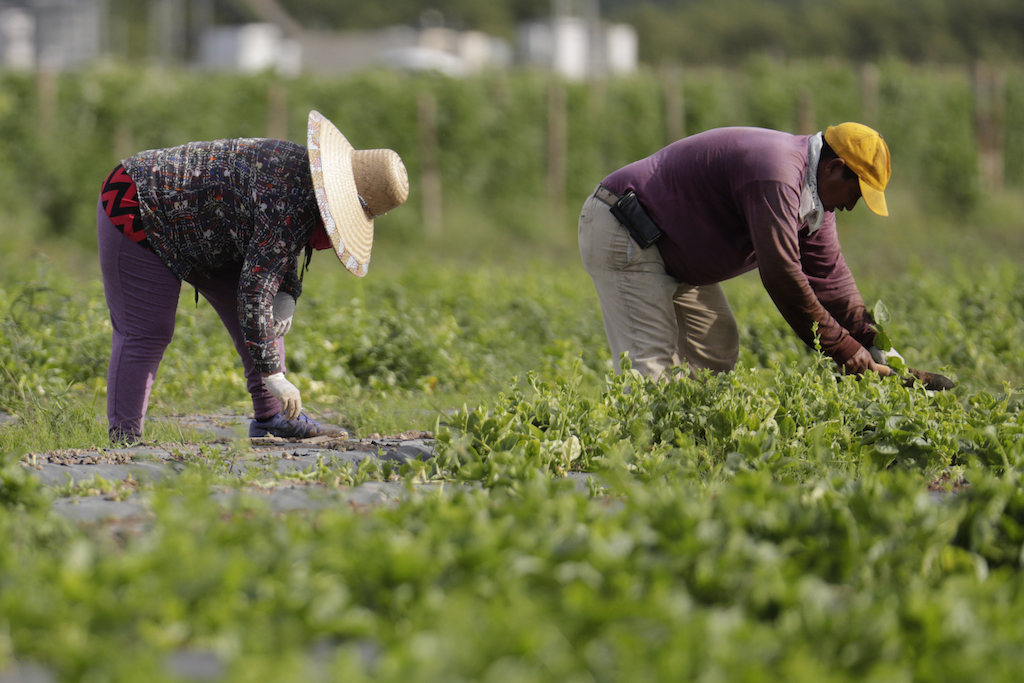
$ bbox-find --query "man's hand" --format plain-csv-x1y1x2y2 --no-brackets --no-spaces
869,345,905,367
839,346,890,376
264,372,301,419
272,292,295,338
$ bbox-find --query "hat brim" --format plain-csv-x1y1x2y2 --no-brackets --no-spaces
307,110,374,277
859,178,888,217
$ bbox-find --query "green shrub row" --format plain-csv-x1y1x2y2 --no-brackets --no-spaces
2,59,1022,248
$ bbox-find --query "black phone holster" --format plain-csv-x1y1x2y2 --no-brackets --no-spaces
608,189,664,249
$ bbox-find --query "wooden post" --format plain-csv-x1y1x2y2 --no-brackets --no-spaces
860,63,879,126
37,68,57,136
797,88,815,135
113,122,134,161
266,81,288,140
974,61,1004,192
547,78,567,233
418,90,442,238
663,65,685,143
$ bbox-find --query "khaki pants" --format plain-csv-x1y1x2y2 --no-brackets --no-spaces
578,188,739,379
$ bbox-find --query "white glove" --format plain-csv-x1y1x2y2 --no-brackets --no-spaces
869,345,905,366
272,292,295,338
264,372,301,420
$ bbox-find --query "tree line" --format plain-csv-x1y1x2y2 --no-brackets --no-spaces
265,0,1024,66
620,0,1024,66
108,1,1024,67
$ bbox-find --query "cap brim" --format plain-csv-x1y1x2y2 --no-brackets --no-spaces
859,178,888,217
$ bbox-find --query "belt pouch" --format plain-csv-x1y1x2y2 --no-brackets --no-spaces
609,190,663,249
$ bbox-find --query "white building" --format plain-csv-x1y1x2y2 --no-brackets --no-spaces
0,0,102,70
0,6,33,69
518,16,637,80
273,25,511,77
0,0,637,78
199,22,301,76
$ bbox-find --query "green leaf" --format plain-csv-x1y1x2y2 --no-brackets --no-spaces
873,299,891,326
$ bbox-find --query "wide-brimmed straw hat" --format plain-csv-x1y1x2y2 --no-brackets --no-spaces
306,110,410,276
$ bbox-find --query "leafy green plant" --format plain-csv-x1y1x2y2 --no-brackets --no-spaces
0,449,47,512
870,299,908,374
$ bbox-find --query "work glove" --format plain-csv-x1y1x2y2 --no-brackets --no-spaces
264,372,301,419
272,292,295,338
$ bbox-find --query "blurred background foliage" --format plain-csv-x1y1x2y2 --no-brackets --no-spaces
105,0,1024,66
618,0,1024,66
256,0,1024,65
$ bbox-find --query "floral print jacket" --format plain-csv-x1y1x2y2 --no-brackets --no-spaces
123,138,319,374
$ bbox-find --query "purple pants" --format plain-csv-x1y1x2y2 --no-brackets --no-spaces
97,199,284,442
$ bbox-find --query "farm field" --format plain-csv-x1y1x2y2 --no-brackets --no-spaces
3,64,1024,681
4,217,1024,681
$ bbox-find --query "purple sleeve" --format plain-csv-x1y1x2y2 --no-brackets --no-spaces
800,213,876,348
740,181,864,364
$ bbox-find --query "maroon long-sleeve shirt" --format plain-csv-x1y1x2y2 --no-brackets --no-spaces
602,127,876,364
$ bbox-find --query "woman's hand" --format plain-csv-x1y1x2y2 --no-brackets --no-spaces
264,372,301,419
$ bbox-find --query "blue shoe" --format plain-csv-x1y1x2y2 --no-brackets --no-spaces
249,413,348,440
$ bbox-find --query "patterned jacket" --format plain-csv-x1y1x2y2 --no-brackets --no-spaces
122,138,319,374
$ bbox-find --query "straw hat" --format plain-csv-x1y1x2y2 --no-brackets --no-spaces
306,110,410,276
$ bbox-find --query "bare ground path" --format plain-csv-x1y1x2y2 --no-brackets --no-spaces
15,413,442,524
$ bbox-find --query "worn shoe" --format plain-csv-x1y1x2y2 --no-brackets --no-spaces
249,412,348,440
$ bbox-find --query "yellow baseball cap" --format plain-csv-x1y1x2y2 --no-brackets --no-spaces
824,122,891,217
